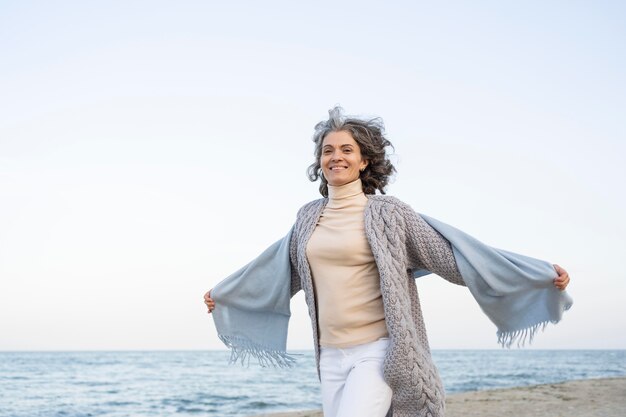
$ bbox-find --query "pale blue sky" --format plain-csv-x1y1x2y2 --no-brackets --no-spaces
1,1,624,351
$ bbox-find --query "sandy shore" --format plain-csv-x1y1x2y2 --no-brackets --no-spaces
251,377,626,417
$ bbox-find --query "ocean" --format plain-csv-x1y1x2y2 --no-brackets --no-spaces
0,350,624,417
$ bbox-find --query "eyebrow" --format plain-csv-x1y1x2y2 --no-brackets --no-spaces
322,143,355,148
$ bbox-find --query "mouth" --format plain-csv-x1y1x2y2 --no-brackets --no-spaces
329,166,348,171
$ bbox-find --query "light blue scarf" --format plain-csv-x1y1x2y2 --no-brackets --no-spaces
211,215,573,366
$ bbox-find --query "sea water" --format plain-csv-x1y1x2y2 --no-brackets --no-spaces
0,350,624,417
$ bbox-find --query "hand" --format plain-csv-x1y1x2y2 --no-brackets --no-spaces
204,289,215,314
553,264,570,291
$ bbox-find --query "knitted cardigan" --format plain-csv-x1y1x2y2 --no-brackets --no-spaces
291,195,463,417
211,194,573,417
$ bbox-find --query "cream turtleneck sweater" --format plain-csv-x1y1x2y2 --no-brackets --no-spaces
305,178,388,348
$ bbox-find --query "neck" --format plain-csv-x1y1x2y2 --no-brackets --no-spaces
327,178,364,201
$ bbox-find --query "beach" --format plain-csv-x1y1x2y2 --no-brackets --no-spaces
251,377,626,417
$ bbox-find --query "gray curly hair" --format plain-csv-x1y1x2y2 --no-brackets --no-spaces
307,106,396,197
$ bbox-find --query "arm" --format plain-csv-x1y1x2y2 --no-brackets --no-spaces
397,202,573,346
414,208,571,292
399,203,466,286
203,226,297,314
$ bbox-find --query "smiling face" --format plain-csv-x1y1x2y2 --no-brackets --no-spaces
321,130,368,187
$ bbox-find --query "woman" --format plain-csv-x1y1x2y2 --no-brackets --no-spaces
203,106,571,417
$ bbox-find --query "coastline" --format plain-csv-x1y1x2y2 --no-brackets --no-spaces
251,376,626,417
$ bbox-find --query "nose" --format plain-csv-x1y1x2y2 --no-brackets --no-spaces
330,150,343,161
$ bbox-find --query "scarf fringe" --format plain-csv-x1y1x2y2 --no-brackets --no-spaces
497,301,573,348
497,321,551,348
218,334,297,368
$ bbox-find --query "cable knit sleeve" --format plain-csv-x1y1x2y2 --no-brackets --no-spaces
289,226,301,297
399,202,466,286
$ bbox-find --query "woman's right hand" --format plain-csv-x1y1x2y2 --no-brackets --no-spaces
204,289,215,314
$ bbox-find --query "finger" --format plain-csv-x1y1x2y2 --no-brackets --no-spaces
554,278,569,290
553,264,568,277
204,289,216,313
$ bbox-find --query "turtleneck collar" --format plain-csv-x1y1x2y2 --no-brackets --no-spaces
327,178,365,201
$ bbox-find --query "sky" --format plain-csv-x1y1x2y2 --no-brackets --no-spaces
1,1,625,351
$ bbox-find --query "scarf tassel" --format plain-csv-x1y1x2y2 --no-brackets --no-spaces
497,300,573,348
218,334,297,368
497,321,551,348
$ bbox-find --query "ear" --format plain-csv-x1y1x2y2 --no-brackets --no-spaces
360,160,368,172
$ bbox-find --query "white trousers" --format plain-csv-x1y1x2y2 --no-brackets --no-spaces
319,337,393,417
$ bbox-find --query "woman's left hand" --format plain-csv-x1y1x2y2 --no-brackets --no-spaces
552,264,570,291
